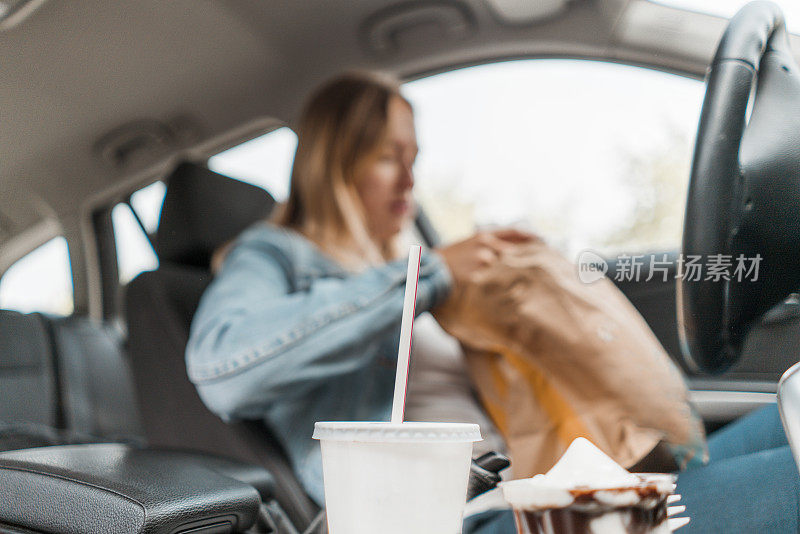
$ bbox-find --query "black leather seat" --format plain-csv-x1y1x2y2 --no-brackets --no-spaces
0,311,60,436
124,162,319,530
0,309,142,450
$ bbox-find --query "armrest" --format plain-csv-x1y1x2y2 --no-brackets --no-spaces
148,448,277,501
0,444,262,533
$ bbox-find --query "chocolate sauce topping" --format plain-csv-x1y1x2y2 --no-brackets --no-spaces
511,480,672,534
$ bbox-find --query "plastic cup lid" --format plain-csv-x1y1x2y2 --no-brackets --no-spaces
313,421,482,442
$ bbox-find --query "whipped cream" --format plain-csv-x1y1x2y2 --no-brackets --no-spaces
500,438,673,510
544,437,640,489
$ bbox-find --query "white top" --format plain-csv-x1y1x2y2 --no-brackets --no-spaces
404,313,510,463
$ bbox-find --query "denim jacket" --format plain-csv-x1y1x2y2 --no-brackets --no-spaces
186,223,453,504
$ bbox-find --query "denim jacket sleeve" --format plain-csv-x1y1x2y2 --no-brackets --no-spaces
185,227,453,421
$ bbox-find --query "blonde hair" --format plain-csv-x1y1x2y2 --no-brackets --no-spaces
273,71,410,270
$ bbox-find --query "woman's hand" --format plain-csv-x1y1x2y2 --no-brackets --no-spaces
435,228,540,285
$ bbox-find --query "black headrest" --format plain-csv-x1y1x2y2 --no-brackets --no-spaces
155,162,275,268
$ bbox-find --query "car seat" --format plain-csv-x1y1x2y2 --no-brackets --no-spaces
0,310,143,450
124,162,320,530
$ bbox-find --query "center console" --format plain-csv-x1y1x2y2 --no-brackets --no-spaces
0,444,276,533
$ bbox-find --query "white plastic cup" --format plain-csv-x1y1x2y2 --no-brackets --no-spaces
313,421,482,534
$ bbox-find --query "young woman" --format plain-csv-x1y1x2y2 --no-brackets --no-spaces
186,71,799,533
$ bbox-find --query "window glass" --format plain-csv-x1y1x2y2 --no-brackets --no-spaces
129,180,166,234
112,203,159,285
403,59,704,256
207,126,297,201
112,181,165,284
0,237,74,315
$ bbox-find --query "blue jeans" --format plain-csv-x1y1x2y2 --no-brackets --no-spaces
464,404,799,533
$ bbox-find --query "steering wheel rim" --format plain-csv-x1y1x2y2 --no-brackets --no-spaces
679,1,791,373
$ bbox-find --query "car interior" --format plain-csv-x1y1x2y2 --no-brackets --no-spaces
1,1,800,532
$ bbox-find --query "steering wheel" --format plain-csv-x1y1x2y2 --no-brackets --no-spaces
680,1,800,373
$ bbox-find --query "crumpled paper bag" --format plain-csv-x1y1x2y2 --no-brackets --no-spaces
434,241,706,477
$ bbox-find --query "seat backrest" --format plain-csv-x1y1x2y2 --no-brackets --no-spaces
0,311,58,428
49,315,142,440
124,262,215,448
125,162,277,451
0,309,142,450
124,162,320,529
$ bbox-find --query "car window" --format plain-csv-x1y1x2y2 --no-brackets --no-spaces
129,180,166,234
208,126,297,201
403,59,704,257
0,237,74,315
112,181,165,284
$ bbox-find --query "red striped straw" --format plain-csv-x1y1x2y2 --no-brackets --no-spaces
391,245,422,424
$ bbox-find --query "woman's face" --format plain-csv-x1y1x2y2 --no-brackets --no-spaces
355,96,418,243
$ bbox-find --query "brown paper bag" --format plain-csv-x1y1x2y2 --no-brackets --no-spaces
434,241,706,477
